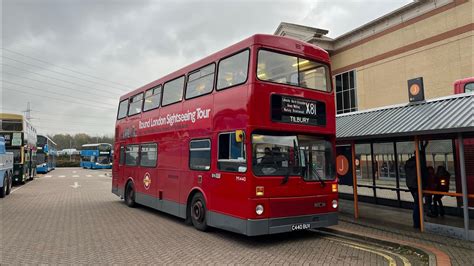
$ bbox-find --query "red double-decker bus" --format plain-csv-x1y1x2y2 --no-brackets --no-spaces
113,34,338,236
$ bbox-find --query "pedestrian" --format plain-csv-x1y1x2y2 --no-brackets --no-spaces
404,156,420,228
433,166,450,217
425,166,437,217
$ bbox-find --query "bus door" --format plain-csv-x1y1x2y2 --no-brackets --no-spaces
112,144,123,192
210,131,247,214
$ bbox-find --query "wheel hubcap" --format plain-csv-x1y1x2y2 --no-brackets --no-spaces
127,187,133,203
192,201,204,223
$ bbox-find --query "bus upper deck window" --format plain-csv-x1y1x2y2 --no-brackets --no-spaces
217,50,249,90
465,82,474,93
257,49,330,92
117,99,128,119
144,86,161,111
128,93,143,116
186,64,215,99
162,76,185,106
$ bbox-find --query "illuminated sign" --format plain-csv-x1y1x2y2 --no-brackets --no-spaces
271,95,326,126
408,77,425,102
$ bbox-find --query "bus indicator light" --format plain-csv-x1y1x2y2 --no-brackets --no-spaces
256,186,264,196
332,184,338,193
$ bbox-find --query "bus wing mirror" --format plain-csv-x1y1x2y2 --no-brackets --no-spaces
235,130,244,143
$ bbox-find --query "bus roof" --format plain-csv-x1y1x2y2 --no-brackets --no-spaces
82,143,112,148
120,34,329,100
37,134,57,146
0,113,23,121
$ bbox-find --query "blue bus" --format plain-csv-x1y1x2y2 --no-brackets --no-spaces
80,143,112,169
36,135,57,173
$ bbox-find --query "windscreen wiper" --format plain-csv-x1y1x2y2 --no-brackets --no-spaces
312,167,326,187
281,168,290,185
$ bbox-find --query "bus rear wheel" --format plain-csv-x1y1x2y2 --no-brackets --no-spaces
190,193,208,231
124,182,136,208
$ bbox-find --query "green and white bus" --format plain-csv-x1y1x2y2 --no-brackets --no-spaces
0,113,37,183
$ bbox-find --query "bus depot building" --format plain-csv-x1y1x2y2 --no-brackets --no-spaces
275,0,474,240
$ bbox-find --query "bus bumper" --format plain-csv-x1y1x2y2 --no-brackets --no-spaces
208,211,338,236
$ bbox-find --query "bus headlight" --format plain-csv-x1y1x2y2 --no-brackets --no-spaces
332,200,338,209
256,204,264,215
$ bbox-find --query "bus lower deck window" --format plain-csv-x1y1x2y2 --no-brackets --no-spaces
189,139,211,170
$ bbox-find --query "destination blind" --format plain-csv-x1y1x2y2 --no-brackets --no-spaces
271,95,326,126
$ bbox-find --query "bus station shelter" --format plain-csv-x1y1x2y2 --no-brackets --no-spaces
335,93,474,241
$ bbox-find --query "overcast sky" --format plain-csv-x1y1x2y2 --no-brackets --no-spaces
1,0,412,136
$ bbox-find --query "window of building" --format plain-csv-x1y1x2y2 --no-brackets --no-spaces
125,145,139,166
140,143,157,167
144,86,161,111
128,93,143,116
186,64,215,99
335,70,357,114
162,76,185,106
119,146,125,165
465,82,474,93
189,139,211,170
257,50,329,92
217,50,249,90
117,99,128,119
218,132,246,172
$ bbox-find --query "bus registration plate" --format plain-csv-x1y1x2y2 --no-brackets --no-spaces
291,223,311,231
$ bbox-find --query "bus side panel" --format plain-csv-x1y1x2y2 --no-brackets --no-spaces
180,94,214,210
112,142,121,194
208,84,250,219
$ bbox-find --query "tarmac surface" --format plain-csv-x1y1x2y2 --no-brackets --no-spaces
1,167,471,265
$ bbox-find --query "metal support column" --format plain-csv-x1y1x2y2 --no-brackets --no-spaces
415,137,425,232
458,134,469,240
351,142,359,219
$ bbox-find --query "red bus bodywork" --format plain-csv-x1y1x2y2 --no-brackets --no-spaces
453,77,474,207
113,34,338,236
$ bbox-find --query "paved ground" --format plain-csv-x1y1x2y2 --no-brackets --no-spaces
0,168,471,265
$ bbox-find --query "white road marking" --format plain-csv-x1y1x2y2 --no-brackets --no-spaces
70,182,81,189
72,175,80,178
45,175,52,178
10,186,25,193
72,170,77,174
98,174,105,177
86,175,92,177
58,175,66,178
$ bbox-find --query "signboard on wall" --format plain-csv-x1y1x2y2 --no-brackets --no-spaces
336,146,353,186
408,77,425,102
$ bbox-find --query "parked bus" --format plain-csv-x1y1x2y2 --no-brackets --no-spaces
453,77,474,207
80,143,113,169
36,135,57,173
113,34,337,236
0,137,14,198
0,113,37,183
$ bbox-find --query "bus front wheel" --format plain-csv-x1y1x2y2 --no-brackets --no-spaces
6,173,12,195
0,175,7,198
124,182,136,208
190,193,208,231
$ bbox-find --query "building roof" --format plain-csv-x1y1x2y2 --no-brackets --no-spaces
336,93,474,141
274,0,455,52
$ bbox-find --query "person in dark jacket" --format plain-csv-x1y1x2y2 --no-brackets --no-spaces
404,156,420,228
425,166,437,217
433,166,450,217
